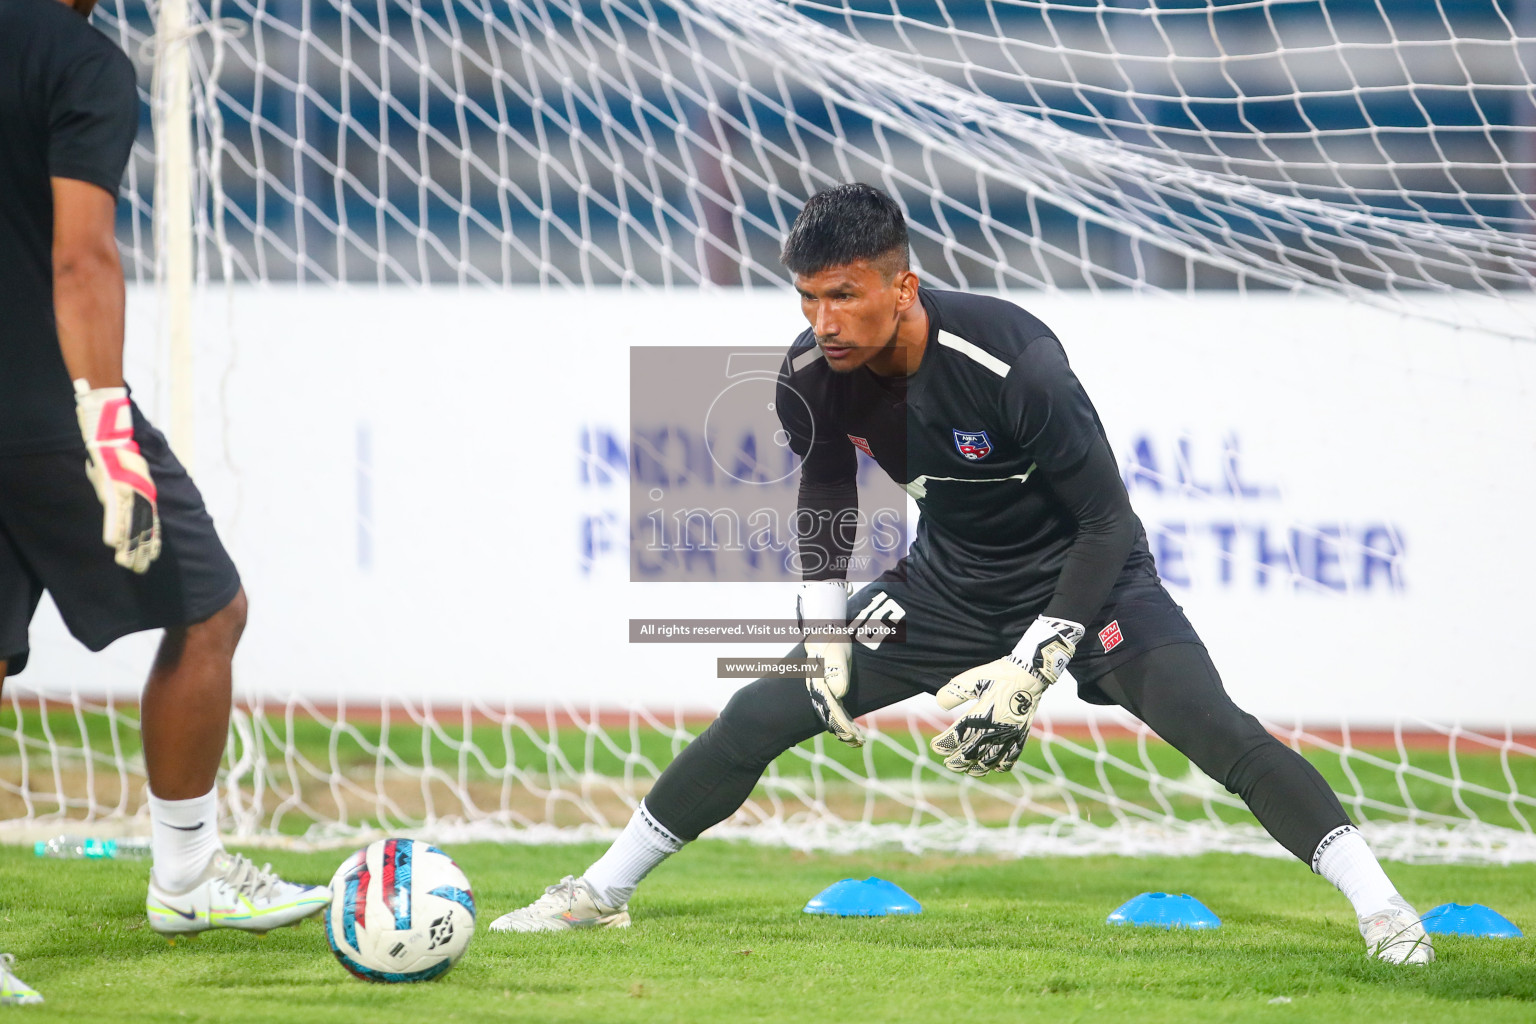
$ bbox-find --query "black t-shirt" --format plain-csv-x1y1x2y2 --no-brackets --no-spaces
0,0,139,454
776,288,1158,619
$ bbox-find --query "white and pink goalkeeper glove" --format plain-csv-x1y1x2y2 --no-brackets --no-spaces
74,380,161,574
930,615,1084,776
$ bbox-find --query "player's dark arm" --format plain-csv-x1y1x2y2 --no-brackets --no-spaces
795,473,859,581
1036,443,1139,626
1002,336,1136,624
51,176,125,388
778,355,864,744
778,365,859,581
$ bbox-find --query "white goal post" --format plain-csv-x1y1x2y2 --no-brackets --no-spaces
4,0,1532,862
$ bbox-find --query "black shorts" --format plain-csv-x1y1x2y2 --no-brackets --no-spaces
0,404,241,676
844,560,1201,705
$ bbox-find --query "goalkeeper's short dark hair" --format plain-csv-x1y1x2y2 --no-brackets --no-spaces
780,183,910,279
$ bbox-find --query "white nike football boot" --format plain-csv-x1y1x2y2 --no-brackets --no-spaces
1359,896,1435,964
488,875,631,933
146,851,330,938
0,954,43,1005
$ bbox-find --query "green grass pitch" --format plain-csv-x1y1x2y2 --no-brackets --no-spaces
1,842,1532,1022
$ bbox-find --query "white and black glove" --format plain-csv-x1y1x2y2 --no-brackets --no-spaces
74,380,161,574
930,615,1084,776
797,580,863,748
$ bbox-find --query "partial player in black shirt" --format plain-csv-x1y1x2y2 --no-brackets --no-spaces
0,0,327,939
0,0,137,454
491,185,1435,965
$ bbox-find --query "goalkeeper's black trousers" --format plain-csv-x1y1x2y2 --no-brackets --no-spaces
645,641,1351,866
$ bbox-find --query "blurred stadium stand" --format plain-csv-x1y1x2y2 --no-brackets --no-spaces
105,0,1536,288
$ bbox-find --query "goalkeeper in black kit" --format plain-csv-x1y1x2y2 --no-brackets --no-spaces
491,184,1433,965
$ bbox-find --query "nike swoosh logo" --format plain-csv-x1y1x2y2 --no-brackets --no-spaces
166,823,204,831
162,906,198,921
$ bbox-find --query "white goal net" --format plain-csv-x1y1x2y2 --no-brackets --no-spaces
3,0,1533,862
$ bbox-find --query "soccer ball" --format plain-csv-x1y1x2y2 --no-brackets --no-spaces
324,838,476,982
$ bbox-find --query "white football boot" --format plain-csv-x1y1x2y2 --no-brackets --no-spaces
1359,896,1435,964
146,851,330,938
0,954,43,1005
488,875,631,933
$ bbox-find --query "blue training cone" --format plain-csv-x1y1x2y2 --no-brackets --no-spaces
1421,903,1523,938
1107,892,1221,929
803,877,922,917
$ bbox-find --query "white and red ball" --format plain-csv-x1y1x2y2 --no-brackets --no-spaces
325,838,476,982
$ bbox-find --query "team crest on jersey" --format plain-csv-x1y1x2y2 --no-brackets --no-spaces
847,435,874,457
952,429,992,461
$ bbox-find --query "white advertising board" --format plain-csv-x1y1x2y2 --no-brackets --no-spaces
17,288,1536,728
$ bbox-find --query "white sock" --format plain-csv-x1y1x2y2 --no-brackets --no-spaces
1313,825,1399,917
149,787,224,893
583,801,686,908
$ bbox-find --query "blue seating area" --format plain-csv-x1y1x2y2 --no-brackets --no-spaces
105,0,1534,286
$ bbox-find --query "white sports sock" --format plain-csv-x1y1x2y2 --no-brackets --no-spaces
1312,824,1399,917
583,801,686,908
149,787,224,893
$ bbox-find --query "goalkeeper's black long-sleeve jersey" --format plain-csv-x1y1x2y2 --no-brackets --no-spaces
776,287,1155,626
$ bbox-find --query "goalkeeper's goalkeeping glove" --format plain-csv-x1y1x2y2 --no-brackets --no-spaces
930,615,1084,776
74,380,162,574
798,580,863,748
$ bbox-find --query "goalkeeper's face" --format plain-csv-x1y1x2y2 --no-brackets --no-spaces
795,260,920,376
